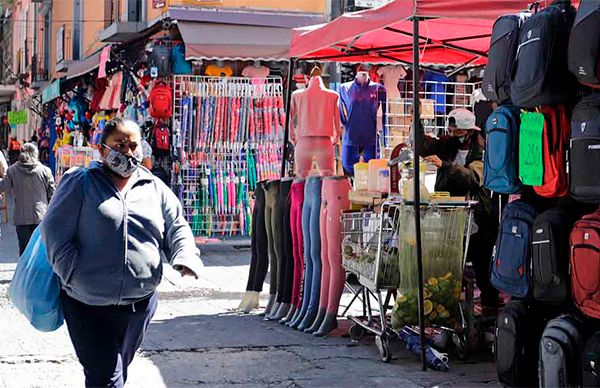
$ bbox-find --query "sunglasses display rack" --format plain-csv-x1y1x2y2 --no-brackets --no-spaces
172,75,285,237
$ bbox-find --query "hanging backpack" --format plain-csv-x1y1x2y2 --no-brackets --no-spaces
582,331,600,386
568,0,600,88
570,208,600,319
149,82,173,119
510,0,577,108
539,314,586,388
490,200,538,298
483,105,523,194
482,14,528,103
495,300,545,387
150,44,171,77
531,207,575,304
569,94,600,203
151,122,170,156
533,105,570,198
171,44,192,75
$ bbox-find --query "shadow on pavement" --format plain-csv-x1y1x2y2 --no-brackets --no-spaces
140,312,497,387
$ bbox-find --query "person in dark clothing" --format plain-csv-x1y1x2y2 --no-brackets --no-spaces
420,108,499,313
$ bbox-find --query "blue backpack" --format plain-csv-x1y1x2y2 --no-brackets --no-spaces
483,106,522,194
171,44,192,75
490,200,538,298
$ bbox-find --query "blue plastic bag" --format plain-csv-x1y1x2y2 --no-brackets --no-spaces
8,226,64,332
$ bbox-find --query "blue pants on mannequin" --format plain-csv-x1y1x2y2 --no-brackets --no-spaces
290,176,322,330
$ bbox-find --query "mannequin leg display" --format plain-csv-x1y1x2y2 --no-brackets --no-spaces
315,177,352,337
342,143,378,175
263,181,280,317
288,181,315,329
305,199,329,333
282,180,305,325
271,179,294,321
240,182,268,313
297,177,323,331
295,137,335,177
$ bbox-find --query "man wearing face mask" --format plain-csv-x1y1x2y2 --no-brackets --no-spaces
420,108,499,315
41,118,202,387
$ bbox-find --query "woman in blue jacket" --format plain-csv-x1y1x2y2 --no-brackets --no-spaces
41,118,202,388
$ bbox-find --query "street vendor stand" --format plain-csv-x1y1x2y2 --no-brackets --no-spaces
283,0,534,370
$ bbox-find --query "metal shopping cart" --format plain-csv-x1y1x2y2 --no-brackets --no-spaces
341,199,476,363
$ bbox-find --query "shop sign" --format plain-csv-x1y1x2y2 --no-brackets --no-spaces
42,79,61,104
7,110,27,125
355,0,391,8
56,25,65,64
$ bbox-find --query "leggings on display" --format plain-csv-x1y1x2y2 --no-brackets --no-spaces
246,182,269,292
290,179,306,308
276,178,294,304
264,180,282,296
296,177,323,324
342,143,377,175
318,177,352,314
295,136,335,178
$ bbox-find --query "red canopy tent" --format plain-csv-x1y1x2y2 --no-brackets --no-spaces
283,0,549,370
289,0,545,66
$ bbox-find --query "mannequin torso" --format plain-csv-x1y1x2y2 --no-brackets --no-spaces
289,76,341,144
377,65,407,99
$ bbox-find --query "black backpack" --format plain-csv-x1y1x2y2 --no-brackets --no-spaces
568,0,600,88
569,93,600,203
539,314,586,388
150,44,171,77
582,331,600,386
482,14,527,103
495,300,545,387
510,0,577,108
531,207,575,304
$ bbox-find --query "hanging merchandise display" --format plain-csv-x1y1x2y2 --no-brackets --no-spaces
55,146,100,182
173,76,285,236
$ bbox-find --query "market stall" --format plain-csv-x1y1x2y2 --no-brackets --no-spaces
281,0,536,371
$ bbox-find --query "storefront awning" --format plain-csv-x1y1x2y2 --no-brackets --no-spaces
177,21,292,61
66,46,110,79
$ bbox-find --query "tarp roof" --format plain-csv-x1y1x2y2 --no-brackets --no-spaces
289,0,539,65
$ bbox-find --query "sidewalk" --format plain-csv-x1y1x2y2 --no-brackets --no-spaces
0,222,497,387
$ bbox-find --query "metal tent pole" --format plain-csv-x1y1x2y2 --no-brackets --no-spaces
412,16,427,372
281,58,296,177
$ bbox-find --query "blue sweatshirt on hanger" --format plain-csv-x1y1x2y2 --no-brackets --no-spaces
339,79,387,146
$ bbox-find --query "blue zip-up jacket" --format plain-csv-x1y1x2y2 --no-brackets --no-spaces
41,162,202,306
339,79,387,146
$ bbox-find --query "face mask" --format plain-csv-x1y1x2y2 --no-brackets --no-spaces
102,144,141,178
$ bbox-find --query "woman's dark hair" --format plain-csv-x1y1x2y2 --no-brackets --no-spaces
100,117,141,145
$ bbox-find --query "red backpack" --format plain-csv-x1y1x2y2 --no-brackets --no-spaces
151,123,170,155
149,81,173,119
570,208,600,319
533,105,570,198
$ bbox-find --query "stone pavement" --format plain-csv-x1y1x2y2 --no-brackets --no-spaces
0,222,498,387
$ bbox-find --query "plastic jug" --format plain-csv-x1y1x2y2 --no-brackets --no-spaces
353,158,369,191
368,159,389,192
378,169,390,194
